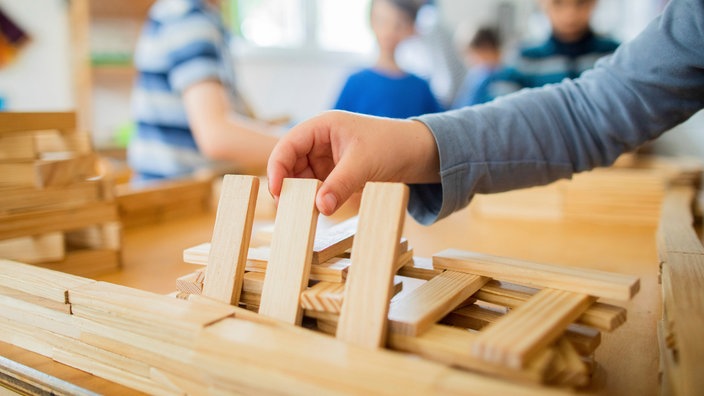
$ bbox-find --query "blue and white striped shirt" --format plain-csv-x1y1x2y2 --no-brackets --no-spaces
128,0,234,180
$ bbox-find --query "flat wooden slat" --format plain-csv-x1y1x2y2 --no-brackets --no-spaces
202,175,258,305
0,133,36,161
471,288,594,368
0,202,118,241
475,280,627,331
258,178,321,324
336,182,408,348
388,271,488,336
312,216,357,264
0,259,94,303
0,112,76,134
433,249,639,301
0,232,65,264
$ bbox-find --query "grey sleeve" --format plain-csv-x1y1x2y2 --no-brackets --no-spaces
408,0,704,225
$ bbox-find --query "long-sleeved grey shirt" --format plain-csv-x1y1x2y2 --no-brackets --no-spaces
410,0,704,225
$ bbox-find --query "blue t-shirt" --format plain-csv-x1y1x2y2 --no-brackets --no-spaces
334,68,443,119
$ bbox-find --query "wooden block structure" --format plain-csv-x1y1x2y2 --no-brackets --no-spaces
0,175,661,393
172,176,642,390
0,112,121,277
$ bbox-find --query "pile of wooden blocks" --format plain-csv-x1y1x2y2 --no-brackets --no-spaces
175,175,640,389
0,112,121,276
470,154,702,225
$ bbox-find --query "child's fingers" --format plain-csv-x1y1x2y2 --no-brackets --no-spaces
315,152,367,215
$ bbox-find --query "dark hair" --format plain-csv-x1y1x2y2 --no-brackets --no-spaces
372,0,423,23
470,27,501,50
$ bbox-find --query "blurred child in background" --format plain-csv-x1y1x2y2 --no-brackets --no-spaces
128,0,279,182
452,26,503,108
333,0,443,119
490,0,619,97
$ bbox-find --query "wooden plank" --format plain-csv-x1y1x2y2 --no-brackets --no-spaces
0,180,103,215
398,256,443,280
202,175,258,305
175,269,205,295
471,288,594,368
312,216,357,264
0,154,97,188
656,186,704,257
547,338,589,387
258,178,321,324
34,130,91,155
0,259,94,303
475,280,627,331
441,304,602,357
65,222,122,251
300,277,404,314
660,252,704,396
36,249,121,278
387,324,555,384
336,182,408,348
0,202,118,241
68,281,237,343
388,271,489,336
433,249,640,301
0,112,76,134
0,133,36,161
0,232,65,264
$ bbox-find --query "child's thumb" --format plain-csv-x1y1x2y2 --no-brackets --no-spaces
315,155,366,216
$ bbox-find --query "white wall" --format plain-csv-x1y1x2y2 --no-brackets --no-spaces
0,0,73,111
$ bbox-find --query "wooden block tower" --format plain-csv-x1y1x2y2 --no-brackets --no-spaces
0,112,121,276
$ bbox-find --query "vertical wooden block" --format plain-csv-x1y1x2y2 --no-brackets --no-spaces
258,178,321,324
336,182,409,348
202,175,259,305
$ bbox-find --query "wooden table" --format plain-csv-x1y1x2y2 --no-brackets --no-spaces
0,204,661,395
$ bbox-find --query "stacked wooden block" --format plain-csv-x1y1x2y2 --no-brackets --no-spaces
0,112,121,276
470,155,702,226
176,175,640,389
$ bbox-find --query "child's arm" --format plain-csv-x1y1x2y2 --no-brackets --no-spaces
184,80,279,174
266,111,439,215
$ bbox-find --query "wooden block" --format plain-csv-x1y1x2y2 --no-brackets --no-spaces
0,232,65,264
388,271,488,336
202,175,258,305
0,154,97,188
64,222,122,251
0,180,103,215
0,202,119,241
0,284,71,315
312,216,357,264
433,249,640,301
397,256,443,280
548,338,589,388
68,281,237,342
0,112,76,135
176,269,205,295
34,129,91,155
441,303,602,357
475,280,627,331
259,178,321,324
0,259,94,303
0,133,35,161
301,277,404,315
656,186,704,257
387,324,555,384
471,288,594,368
336,182,408,348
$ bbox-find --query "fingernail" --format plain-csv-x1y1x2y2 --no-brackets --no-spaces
322,193,337,214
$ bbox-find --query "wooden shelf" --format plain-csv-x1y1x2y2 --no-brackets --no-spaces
89,0,155,20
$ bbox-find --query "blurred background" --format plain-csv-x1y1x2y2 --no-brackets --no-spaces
0,0,699,158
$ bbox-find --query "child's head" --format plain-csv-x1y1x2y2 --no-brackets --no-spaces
539,0,598,42
466,27,502,67
370,0,421,54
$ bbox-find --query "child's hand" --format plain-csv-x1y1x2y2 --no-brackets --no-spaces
267,110,440,216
